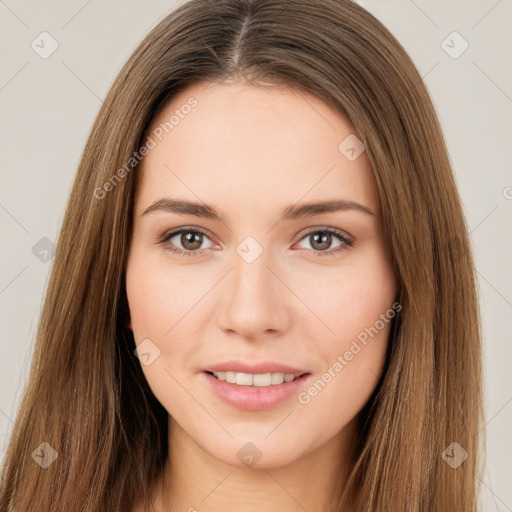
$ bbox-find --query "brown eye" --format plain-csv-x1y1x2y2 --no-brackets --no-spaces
159,227,215,255
179,231,204,250
295,228,354,256
310,232,334,251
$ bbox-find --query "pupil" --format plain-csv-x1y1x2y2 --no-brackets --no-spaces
312,232,331,250
182,231,202,250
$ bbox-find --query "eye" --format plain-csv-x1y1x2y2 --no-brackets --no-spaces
294,227,354,257
157,227,217,256
157,226,354,258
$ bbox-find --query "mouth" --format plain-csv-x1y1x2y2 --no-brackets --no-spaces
203,370,312,411
205,370,309,387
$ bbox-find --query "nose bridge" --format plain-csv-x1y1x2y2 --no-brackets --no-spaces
217,235,289,337
233,246,268,292
231,236,274,306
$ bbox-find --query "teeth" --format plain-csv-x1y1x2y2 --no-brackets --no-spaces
211,371,302,387
236,372,253,386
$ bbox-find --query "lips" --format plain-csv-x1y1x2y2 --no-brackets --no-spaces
203,360,309,375
203,371,312,411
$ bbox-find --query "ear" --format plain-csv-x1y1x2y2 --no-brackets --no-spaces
127,319,133,331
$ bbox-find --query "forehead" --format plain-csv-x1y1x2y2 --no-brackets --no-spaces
136,80,379,217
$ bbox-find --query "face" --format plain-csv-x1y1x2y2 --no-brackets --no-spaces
125,80,398,469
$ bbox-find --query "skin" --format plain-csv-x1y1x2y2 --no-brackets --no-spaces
126,80,398,512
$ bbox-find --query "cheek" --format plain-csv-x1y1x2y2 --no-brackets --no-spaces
291,252,396,416
294,253,397,345
125,250,214,397
125,252,203,407
125,251,203,338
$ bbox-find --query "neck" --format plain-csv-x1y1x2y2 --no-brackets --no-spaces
150,416,358,512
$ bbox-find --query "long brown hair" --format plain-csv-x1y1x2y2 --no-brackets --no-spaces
0,1,483,510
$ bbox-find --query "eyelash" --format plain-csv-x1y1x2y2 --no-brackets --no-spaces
157,226,354,258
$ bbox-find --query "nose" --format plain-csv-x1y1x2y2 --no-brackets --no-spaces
216,244,291,341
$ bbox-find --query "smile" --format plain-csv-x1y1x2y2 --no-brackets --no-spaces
208,371,304,387
203,371,311,411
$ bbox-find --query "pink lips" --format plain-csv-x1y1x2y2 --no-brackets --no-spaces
204,360,308,375
202,359,311,411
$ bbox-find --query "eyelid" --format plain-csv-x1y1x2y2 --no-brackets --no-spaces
295,226,354,245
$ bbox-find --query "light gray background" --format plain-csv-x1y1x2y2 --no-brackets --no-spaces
0,0,511,510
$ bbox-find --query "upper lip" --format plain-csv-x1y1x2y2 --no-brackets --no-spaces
204,360,309,375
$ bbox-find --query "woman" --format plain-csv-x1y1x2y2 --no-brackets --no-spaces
0,0,483,510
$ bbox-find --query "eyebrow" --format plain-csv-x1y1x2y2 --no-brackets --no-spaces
141,197,376,220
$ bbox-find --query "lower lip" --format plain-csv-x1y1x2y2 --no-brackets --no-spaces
203,371,311,411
